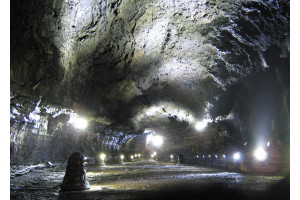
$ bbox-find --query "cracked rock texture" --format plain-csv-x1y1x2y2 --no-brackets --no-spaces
10,0,289,165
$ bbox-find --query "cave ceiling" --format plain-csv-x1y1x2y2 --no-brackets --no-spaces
10,0,290,132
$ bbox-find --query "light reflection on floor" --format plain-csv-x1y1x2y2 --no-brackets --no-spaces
10,159,287,200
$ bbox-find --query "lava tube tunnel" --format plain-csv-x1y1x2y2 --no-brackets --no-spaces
10,0,290,199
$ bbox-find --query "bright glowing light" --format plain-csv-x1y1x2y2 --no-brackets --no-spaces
208,155,211,158
196,155,199,158
223,155,226,158
134,154,138,158
146,134,153,144
170,155,174,159
152,136,164,147
153,152,157,156
100,153,106,161
195,121,207,131
138,154,141,158
69,116,88,130
120,155,124,160
145,106,161,116
267,141,270,147
233,152,241,160
130,155,134,159
202,155,205,158
215,155,218,158
151,154,154,158
254,147,268,161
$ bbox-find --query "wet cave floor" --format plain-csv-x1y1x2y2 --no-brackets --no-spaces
10,160,289,200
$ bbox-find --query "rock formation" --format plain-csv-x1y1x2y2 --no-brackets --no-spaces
10,0,290,168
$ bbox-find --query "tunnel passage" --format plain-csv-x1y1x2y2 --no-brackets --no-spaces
10,0,290,199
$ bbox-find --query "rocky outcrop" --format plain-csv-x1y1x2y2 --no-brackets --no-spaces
10,95,137,165
10,0,289,165
11,0,289,125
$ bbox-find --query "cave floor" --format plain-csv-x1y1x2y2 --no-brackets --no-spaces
10,159,289,200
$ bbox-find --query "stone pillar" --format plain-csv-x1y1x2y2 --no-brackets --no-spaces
61,152,90,191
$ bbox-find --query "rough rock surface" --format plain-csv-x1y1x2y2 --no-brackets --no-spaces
61,152,90,191
10,0,289,165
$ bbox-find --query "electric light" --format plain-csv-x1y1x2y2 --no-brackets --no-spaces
146,134,153,144
170,155,174,159
223,155,226,158
138,154,141,158
130,155,134,159
120,155,124,160
153,152,157,156
100,153,106,161
83,157,88,165
254,147,268,161
69,116,88,130
233,152,241,160
135,154,138,158
195,120,207,131
152,135,164,147
267,141,270,147
215,155,218,158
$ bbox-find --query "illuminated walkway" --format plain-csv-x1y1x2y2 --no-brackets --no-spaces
10,160,288,200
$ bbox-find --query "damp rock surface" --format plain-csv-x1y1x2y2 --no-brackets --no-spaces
10,160,288,200
61,152,90,191
10,0,290,176
11,0,289,127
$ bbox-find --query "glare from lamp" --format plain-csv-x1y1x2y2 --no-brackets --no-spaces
120,155,124,160
152,135,164,147
69,116,88,130
233,152,241,160
100,153,106,161
254,147,268,161
146,134,153,144
195,120,207,132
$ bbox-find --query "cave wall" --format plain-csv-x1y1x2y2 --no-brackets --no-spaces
10,0,289,166
10,96,136,165
11,0,289,124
